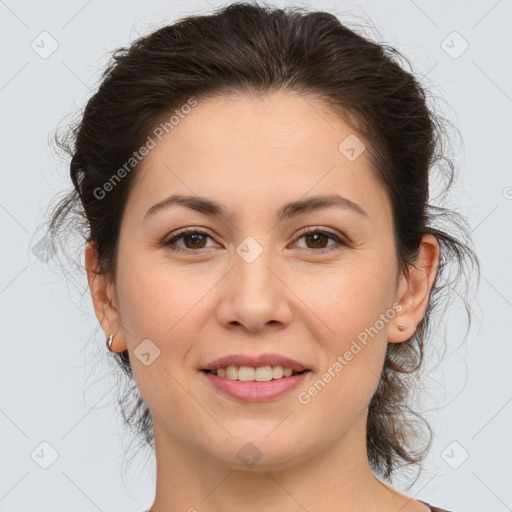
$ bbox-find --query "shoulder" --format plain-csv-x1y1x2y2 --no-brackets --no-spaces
419,500,458,512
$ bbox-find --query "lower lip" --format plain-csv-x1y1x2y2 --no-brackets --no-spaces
201,370,310,402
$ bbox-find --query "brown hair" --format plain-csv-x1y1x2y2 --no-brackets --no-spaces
42,1,479,485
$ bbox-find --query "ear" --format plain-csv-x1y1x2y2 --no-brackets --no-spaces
85,241,127,352
388,234,441,343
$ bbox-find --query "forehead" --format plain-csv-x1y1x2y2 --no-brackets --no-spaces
125,91,391,225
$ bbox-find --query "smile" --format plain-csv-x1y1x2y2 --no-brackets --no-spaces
201,367,311,402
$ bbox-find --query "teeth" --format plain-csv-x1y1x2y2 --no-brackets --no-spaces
211,365,301,381
226,365,238,380
239,366,256,381
255,366,272,381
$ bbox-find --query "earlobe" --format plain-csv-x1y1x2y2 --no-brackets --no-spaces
389,234,441,344
85,241,126,351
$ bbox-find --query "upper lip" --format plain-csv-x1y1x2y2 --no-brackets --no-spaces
202,354,310,372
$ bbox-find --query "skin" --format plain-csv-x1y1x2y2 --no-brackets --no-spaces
86,91,440,512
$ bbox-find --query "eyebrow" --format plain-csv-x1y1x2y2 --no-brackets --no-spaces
144,193,369,221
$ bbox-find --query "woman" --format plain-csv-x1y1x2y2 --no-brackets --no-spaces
45,2,479,511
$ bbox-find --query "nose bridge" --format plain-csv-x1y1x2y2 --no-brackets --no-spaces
233,234,277,301
218,234,291,331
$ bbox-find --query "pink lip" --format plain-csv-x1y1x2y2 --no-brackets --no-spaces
202,353,310,372
202,370,310,402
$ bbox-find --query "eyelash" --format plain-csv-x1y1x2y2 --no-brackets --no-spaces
163,226,348,255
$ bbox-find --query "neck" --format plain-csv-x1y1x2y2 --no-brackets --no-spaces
148,412,407,512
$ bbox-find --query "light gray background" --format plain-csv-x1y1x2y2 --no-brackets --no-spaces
1,1,511,511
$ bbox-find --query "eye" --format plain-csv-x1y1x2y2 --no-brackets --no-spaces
292,227,347,254
163,226,348,255
163,228,218,253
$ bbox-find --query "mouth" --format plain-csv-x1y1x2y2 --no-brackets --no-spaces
200,365,311,402
200,354,312,401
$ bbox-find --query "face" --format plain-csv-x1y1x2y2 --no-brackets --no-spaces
92,91,416,470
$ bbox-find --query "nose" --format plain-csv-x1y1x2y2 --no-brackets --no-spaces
216,245,293,333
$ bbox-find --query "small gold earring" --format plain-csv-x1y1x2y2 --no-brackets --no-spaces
398,324,405,332
106,334,115,351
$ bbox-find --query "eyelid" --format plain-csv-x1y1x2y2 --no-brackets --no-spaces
293,225,347,241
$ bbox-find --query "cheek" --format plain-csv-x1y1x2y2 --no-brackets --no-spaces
114,260,204,411
116,247,201,338
298,268,392,423
115,250,224,383
293,257,395,404
296,257,396,342
300,352,382,439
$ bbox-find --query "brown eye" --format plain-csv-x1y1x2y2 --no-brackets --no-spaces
164,227,347,255
164,229,216,253
304,232,330,249
294,228,347,254
181,232,207,249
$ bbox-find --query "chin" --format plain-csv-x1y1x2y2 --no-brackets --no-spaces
205,434,313,472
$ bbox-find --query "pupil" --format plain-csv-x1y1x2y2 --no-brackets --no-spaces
307,233,326,248
185,233,206,248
